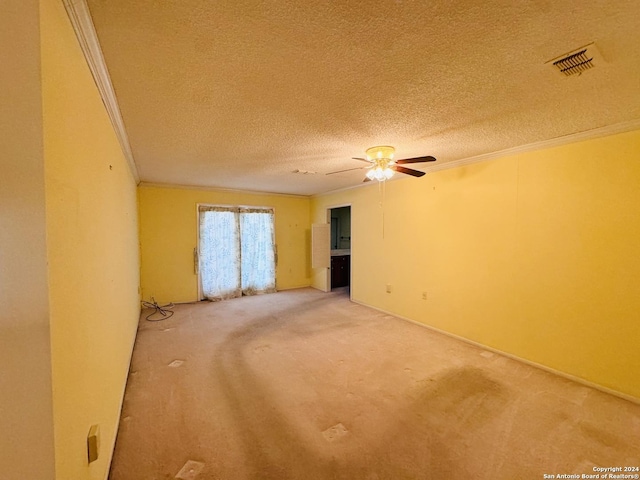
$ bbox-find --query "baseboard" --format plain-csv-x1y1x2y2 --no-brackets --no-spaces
277,284,313,291
104,307,141,480
351,299,640,406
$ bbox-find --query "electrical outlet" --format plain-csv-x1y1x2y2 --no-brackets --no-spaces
386,284,392,293
422,291,428,300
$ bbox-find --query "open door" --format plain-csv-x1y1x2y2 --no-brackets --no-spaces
311,223,330,270
311,222,331,293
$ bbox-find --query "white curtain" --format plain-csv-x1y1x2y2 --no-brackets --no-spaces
199,206,276,301
199,207,241,301
240,209,276,295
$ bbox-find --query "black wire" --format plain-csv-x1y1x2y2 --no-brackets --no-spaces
142,297,175,321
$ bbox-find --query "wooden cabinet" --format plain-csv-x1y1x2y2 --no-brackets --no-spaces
331,255,350,289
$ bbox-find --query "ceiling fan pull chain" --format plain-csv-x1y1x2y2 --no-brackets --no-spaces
380,181,386,239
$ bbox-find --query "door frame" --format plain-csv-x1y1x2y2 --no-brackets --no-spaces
326,203,352,298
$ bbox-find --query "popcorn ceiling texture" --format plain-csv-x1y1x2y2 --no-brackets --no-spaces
86,0,640,195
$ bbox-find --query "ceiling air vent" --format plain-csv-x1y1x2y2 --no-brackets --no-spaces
547,43,601,77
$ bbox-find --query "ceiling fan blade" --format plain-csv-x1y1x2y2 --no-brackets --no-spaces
326,166,365,175
362,176,372,182
352,157,373,163
395,155,436,164
392,165,426,177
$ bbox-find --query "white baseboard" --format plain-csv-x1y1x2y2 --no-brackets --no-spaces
276,284,313,291
351,299,640,406
103,309,140,480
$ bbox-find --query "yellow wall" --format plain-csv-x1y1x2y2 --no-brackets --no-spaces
41,1,141,480
139,185,311,303
311,130,640,400
0,1,56,478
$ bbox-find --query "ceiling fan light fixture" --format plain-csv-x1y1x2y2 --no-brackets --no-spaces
367,165,393,182
363,146,396,182
326,145,431,182
366,145,395,161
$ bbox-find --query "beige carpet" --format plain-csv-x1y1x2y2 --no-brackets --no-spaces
109,287,640,480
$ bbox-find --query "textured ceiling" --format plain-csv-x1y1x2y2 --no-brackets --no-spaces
86,0,640,196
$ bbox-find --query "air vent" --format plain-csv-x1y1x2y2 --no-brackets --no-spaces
547,43,601,77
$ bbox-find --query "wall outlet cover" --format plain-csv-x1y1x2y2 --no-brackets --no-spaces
87,424,100,463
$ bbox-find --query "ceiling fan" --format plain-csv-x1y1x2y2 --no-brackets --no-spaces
326,146,436,182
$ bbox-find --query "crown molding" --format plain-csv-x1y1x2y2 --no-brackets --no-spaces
424,118,640,174
62,0,140,184
138,182,310,199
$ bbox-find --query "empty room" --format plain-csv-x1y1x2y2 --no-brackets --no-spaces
2,1,640,479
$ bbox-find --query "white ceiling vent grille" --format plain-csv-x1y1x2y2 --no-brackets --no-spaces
547,43,601,77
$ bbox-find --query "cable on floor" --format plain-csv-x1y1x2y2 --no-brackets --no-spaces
142,298,175,321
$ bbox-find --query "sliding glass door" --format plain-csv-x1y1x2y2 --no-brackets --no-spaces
198,206,276,301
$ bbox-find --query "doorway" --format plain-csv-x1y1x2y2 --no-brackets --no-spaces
328,206,351,291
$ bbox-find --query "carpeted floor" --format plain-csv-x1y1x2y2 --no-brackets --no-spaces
109,287,640,480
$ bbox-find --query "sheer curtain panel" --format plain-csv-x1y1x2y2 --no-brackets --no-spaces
198,206,276,301
240,208,276,295
199,207,241,301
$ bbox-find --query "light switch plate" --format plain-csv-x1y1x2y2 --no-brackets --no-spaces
87,424,100,463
